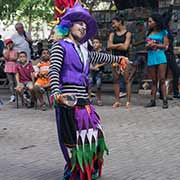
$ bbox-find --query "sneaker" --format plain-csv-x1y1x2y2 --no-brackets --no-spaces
0,99,3,105
91,92,96,97
144,100,156,108
173,93,180,99
9,95,15,103
119,92,127,98
40,87,45,94
27,101,35,108
162,99,168,109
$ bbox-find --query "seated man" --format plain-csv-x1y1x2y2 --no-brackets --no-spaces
15,51,35,107
34,49,50,110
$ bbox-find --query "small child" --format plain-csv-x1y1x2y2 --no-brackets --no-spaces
3,39,18,102
15,51,35,107
89,36,104,106
34,49,50,110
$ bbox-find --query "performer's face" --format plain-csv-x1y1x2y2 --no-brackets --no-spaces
70,21,87,41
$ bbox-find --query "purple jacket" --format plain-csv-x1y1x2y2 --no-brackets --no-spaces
59,40,90,87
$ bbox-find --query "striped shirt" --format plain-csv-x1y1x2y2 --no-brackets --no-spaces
49,41,121,99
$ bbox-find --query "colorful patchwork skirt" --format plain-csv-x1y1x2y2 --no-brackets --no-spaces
55,100,108,180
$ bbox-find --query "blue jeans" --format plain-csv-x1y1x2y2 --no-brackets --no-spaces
119,74,126,93
90,71,102,89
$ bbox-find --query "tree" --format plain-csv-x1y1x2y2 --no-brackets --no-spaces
0,0,21,24
16,0,53,34
81,0,115,11
0,0,115,35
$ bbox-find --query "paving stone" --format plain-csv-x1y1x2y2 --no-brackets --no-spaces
1,89,180,180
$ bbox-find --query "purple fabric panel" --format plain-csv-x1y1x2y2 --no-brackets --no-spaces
75,107,84,132
58,40,90,86
75,105,101,131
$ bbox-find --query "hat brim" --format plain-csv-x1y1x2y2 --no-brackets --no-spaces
5,39,13,45
62,12,98,43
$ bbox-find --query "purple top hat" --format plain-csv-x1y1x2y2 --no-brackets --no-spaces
59,2,98,43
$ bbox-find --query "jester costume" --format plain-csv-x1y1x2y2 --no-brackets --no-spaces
54,37,109,180
50,2,122,180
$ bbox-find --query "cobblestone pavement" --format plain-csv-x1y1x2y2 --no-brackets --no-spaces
1,88,180,180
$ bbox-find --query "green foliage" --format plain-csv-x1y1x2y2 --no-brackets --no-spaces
16,0,53,22
0,0,53,26
0,0,21,24
0,0,115,33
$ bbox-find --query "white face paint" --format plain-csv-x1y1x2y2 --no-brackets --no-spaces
70,21,87,42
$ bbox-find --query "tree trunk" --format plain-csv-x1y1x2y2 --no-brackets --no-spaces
28,6,33,35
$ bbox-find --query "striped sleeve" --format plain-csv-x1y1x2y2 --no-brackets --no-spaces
89,51,121,64
49,42,64,94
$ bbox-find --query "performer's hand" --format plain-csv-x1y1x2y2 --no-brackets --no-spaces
119,56,129,73
119,56,129,65
55,93,65,105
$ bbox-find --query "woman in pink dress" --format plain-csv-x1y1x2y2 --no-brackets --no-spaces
3,39,18,102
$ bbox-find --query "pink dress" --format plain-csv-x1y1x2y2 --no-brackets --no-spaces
3,49,18,73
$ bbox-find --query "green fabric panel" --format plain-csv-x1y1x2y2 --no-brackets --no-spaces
70,138,109,172
97,138,109,159
71,148,77,171
77,147,84,172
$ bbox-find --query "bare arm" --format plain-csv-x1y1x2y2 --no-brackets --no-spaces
15,73,20,85
107,32,122,50
3,49,9,60
117,32,131,50
155,36,169,50
31,72,35,83
14,51,18,61
107,32,132,51
146,36,169,50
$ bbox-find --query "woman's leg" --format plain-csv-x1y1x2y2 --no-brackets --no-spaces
112,67,120,107
158,63,168,108
34,85,45,105
119,74,126,93
124,64,137,106
149,66,158,100
158,64,167,99
6,73,16,96
145,66,158,107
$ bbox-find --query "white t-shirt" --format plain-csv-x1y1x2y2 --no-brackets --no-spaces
11,32,32,61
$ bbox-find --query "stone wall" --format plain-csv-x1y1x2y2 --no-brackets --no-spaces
159,0,180,8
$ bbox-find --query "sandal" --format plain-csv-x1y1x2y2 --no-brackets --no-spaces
112,102,121,108
40,103,47,111
126,102,131,109
97,100,103,106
